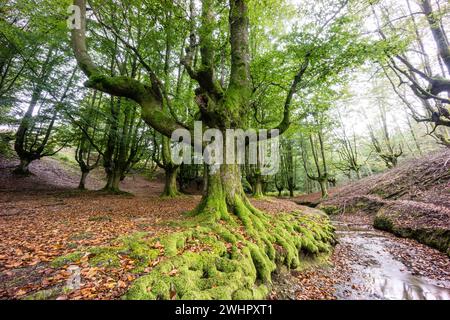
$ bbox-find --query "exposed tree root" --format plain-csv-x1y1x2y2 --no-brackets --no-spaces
122,200,335,300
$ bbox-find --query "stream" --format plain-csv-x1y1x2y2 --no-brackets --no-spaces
333,220,450,300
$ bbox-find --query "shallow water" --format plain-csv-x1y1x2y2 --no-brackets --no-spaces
334,221,450,300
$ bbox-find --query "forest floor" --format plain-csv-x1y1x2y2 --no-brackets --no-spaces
0,153,449,300
0,155,302,300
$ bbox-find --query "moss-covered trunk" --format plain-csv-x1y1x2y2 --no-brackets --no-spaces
103,169,121,193
193,164,243,221
252,176,264,198
319,179,328,199
162,166,180,197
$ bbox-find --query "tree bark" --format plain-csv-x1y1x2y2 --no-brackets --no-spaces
13,158,32,175
162,166,180,197
319,179,329,199
289,188,294,198
103,169,121,192
420,0,450,75
194,164,250,221
78,171,89,190
252,176,264,198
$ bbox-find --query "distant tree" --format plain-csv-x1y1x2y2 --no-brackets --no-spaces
373,0,450,146
13,57,76,175
368,102,403,169
72,91,104,190
280,138,297,197
301,130,333,199
333,112,363,179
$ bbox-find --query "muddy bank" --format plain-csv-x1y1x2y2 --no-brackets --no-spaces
317,150,450,256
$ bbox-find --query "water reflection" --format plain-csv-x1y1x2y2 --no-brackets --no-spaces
334,223,450,300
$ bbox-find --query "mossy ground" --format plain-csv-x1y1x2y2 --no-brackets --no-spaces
50,207,335,300
50,232,160,272
51,252,85,268
124,209,335,300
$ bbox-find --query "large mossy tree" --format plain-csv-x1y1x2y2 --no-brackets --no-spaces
71,0,372,219
70,0,377,298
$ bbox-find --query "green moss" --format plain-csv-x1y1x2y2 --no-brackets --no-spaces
371,188,388,198
88,247,121,268
23,286,71,300
51,252,84,268
53,194,336,301
123,209,335,300
47,200,336,300
160,231,192,257
374,214,394,230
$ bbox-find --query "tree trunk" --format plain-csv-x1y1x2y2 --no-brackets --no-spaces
193,164,254,222
289,188,294,198
78,171,89,190
420,0,450,74
103,169,121,193
319,179,328,199
252,176,264,198
13,158,32,175
162,166,180,197
160,135,180,197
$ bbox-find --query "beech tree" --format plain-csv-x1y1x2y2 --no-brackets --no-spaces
72,0,372,208
368,89,404,169
72,90,104,190
372,0,450,146
13,62,76,174
69,0,376,285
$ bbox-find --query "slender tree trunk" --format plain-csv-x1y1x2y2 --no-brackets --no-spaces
319,179,328,199
160,136,180,197
252,175,264,198
202,165,208,194
420,0,450,74
78,171,89,190
162,166,180,197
